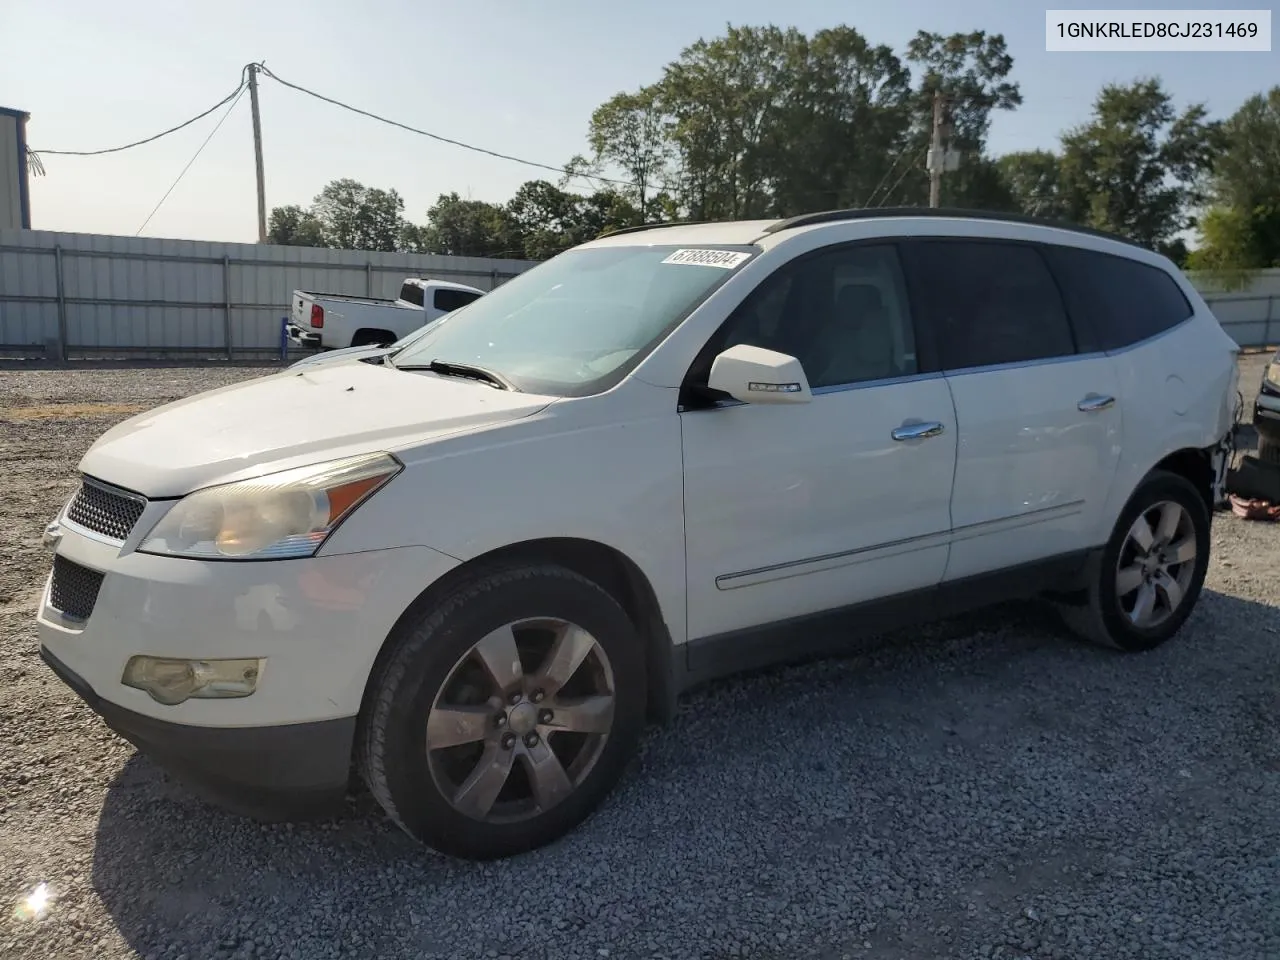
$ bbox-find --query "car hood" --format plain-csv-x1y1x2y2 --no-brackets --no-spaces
79,363,553,497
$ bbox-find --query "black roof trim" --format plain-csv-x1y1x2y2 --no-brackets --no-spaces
596,220,708,239
761,207,1147,251
0,106,30,121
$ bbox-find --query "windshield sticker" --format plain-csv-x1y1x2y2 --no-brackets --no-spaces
661,249,751,269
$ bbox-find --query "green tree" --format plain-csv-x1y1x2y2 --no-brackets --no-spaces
1193,87,1280,276
656,24,800,219
396,221,430,254
1188,206,1265,290
587,88,669,218
768,26,913,213
907,31,1021,147
506,181,584,259
416,192,520,258
311,179,407,252
582,25,1024,219
942,155,1017,212
266,204,327,247
1057,79,1220,248
904,31,1022,207
997,150,1068,218
575,189,644,241
1159,237,1189,267
506,181,642,258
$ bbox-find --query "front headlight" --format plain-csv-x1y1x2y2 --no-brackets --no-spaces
138,452,401,560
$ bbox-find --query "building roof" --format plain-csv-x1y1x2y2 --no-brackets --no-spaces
0,106,30,121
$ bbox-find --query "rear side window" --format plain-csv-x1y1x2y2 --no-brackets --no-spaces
433,288,483,313
1045,246,1193,351
399,282,425,307
906,240,1076,371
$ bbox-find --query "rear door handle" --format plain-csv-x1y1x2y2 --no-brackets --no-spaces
891,421,945,441
1077,393,1115,412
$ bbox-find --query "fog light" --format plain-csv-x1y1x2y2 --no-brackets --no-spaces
121,656,265,705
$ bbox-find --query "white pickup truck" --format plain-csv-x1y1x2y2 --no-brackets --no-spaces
287,277,485,350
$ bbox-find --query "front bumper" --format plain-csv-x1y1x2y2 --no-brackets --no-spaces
42,645,354,819
36,515,461,818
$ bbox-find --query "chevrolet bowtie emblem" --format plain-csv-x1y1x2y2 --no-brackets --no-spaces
42,521,62,549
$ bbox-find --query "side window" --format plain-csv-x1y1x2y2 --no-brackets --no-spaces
1046,245,1194,350
433,288,483,313
908,240,1075,371
699,244,918,391
399,282,425,307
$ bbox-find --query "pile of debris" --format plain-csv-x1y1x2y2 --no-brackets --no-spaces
1226,453,1280,521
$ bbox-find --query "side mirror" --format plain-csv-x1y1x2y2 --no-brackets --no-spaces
706,344,812,405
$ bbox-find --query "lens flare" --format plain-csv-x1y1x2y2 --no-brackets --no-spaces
12,882,52,921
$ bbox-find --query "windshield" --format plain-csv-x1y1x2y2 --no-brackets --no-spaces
390,244,757,395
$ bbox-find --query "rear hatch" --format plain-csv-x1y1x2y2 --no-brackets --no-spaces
291,292,314,328
291,292,325,329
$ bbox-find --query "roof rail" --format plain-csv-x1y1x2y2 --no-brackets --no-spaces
761,206,1146,250
596,220,708,239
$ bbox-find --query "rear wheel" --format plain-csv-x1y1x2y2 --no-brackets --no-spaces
1057,470,1210,651
358,564,645,860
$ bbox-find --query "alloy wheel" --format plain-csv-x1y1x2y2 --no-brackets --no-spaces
424,618,616,823
1114,499,1198,629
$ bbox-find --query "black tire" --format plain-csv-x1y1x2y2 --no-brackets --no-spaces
1056,469,1211,652
1259,435,1280,465
357,563,646,860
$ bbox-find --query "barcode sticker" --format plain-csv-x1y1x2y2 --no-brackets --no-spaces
661,249,751,269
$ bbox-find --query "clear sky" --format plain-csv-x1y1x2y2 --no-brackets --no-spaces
3,0,1276,243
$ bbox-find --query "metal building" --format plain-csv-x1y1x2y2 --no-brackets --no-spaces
0,106,32,230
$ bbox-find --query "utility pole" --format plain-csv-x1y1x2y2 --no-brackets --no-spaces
928,90,944,208
248,63,267,243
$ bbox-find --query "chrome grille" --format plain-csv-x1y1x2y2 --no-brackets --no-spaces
49,555,105,622
66,478,146,541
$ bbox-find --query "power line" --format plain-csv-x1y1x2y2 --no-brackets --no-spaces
256,64,636,189
863,142,917,207
25,148,45,177
32,69,249,157
877,156,921,208
135,85,248,235
30,62,635,193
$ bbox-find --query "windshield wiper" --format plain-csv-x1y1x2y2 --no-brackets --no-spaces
395,358,516,391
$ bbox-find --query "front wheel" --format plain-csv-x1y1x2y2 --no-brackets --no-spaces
358,564,645,860
1056,470,1210,652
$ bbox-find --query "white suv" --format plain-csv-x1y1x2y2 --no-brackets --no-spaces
37,210,1240,860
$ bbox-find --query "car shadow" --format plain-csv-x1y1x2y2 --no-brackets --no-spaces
90,589,1280,959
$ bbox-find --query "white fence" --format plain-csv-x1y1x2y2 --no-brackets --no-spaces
0,228,536,359
1192,268,1280,350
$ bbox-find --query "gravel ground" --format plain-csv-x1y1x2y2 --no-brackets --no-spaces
1,355,1278,960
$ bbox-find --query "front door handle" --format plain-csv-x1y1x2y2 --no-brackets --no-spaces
1077,393,1116,412
891,421,945,441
